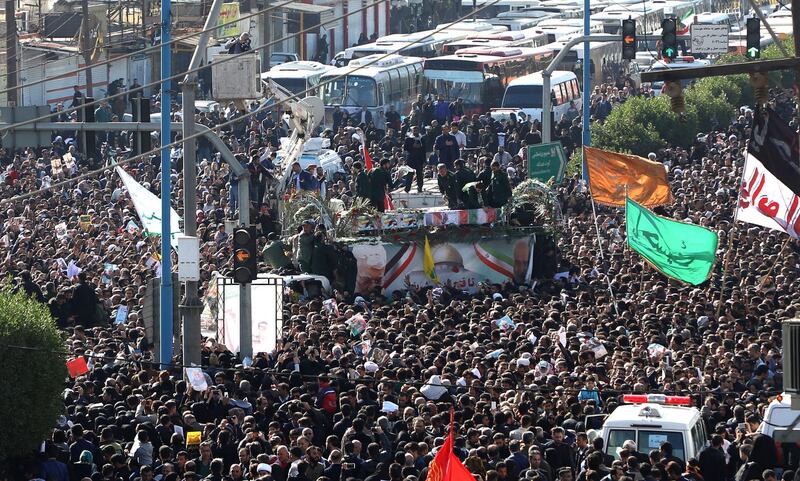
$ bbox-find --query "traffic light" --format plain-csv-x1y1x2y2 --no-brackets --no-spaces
746,17,761,59
661,18,677,60
232,226,257,284
622,19,637,60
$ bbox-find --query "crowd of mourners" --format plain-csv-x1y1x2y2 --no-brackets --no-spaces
0,75,798,481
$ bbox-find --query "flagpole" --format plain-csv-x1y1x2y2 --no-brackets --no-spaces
589,191,620,316
758,237,791,290
715,226,737,320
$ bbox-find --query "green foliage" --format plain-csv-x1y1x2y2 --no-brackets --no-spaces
685,84,736,133
593,38,798,155
0,286,66,463
592,95,698,156
566,149,582,178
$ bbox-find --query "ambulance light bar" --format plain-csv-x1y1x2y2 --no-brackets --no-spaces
623,394,692,406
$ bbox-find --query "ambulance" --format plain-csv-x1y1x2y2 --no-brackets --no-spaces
757,393,800,470
589,394,707,461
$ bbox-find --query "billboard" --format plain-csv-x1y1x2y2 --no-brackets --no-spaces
351,235,537,295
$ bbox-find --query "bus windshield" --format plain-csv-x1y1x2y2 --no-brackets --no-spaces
321,75,378,107
502,84,543,108
424,70,485,105
273,78,307,95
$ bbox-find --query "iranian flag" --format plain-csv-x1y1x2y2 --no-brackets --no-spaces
677,8,694,34
457,208,498,225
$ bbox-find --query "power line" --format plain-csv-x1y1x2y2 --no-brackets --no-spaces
0,0,298,98
0,0,390,134
0,0,504,207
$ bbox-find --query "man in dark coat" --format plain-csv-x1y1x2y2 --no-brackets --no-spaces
403,125,427,193
436,164,459,209
487,160,512,208
70,272,101,326
453,159,477,208
369,157,393,212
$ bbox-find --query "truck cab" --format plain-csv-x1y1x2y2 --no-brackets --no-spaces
589,394,707,462
758,393,800,470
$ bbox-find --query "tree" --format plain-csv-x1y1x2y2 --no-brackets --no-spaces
0,286,66,464
592,95,698,156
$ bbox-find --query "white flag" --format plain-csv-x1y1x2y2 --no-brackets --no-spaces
736,152,800,239
115,166,182,248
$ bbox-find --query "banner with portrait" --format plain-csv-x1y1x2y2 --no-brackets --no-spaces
350,235,536,295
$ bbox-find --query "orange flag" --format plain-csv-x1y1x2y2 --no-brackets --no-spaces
584,146,673,207
426,410,474,481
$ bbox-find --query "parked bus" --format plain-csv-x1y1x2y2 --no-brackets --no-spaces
442,27,550,53
459,0,543,18
497,6,582,19
543,36,623,86
319,54,424,127
423,46,553,113
498,70,581,122
332,30,467,67
488,17,546,30
601,4,666,34
536,19,605,41
261,61,334,97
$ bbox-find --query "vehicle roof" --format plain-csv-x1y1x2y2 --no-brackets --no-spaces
603,403,701,430
322,54,425,76
264,61,333,77
507,70,576,86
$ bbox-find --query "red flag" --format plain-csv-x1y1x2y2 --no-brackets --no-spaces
426,409,474,481
67,357,89,378
384,193,394,211
363,143,374,171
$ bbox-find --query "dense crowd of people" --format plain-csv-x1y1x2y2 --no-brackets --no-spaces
0,76,798,481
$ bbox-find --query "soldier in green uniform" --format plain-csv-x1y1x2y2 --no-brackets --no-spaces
436,163,459,209
369,157,393,212
262,233,293,272
353,161,371,202
453,158,477,208
310,227,336,280
487,159,512,208
462,181,485,210
296,220,315,273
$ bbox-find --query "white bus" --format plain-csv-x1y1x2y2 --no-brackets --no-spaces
319,54,424,128
459,0,543,18
497,6,582,20
442,27,550,53
536,19,605,41
600,3,666,35
488,17,547,30
544,35,623,86
498,70,581,122
261,61,334,97
332,30,469,66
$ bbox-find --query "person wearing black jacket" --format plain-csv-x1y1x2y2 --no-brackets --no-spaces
699,435,727,481
544,427,574,472
403,126,427,193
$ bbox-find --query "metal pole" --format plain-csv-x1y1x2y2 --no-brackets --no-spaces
5,0,17,106
180,0,223,368
159,0,173,368
81,0,94,97
238,172,252,359
541,35,620,144
263,0,271,68
581,1,591,182
747,0,790,57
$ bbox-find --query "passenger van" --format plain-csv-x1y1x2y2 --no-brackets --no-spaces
261,61,334,97
498,70,580,122
589,395,707,462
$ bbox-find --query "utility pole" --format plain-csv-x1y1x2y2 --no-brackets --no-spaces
792,0,800,124
81,0,94,96
159,0,173,368
5,0,17,106
581,0,590,181
180,0,223,367
263,0,271,69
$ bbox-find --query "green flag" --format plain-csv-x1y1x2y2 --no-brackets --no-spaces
625,196,718,285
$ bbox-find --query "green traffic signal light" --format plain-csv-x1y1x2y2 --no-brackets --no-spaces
661,18,677,59
746,17,760,59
